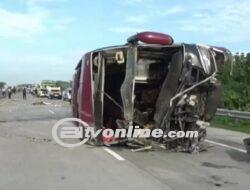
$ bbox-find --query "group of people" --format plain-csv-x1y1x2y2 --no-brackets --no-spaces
1,87,27,100
2,87,16,99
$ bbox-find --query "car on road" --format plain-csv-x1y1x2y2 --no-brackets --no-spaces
72,31,231,152
62,88,72,102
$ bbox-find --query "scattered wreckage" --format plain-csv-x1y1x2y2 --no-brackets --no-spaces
72,32,231,152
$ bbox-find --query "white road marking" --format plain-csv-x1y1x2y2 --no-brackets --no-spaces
205,139,247,153
103,147,125,161
49,109,55,114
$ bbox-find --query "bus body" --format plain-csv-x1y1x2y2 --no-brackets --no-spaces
72,32,231,152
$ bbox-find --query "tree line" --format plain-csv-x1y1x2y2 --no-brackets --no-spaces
218,53,250,111
0,82,6,89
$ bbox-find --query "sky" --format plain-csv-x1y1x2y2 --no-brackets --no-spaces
0,0,250,85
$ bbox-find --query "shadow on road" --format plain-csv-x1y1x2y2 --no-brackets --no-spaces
226,149,250,163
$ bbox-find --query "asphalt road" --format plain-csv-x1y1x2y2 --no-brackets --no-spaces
0,94,249,190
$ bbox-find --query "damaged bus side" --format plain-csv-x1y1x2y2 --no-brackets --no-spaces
72,32,231,152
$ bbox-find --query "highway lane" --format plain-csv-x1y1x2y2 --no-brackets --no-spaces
0,94,171,190
0,93,249,190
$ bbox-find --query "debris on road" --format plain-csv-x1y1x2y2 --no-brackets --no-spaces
27,136,52,143
131,146,152,152
243,138,250,154
32,101,51,105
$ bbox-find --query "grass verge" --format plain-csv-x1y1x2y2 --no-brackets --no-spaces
211,116,250,134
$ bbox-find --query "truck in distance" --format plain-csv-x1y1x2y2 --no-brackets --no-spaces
46,86,62,99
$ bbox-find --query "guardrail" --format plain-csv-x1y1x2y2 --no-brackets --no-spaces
216,108,250,120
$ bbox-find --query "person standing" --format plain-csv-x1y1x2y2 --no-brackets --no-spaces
23,88,27,100
1,90,5,97
12,87,16,94
8,88,12,99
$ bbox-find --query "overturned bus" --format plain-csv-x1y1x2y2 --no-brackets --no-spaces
72,32,231,152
